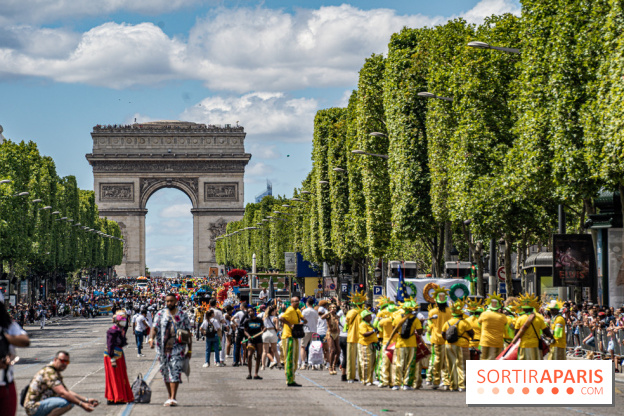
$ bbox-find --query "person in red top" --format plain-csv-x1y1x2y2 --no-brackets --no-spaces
104,311,134,404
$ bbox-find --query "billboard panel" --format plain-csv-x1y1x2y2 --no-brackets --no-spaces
552,234,596,287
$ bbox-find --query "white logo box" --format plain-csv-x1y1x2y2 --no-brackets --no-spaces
466,360,614,407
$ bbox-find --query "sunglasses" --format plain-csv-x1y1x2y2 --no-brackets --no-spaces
58,359,70,364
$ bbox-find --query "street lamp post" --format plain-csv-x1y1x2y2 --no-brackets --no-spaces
417,92,453,102
351,150,389,160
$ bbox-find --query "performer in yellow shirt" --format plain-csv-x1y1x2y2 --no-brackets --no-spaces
546,299,566,360
514,293,552,360
385,299,422,391
358,310,378,385
346,291,366,383
465,299,483,359
442,300,474,392
373,297,395,388
279,296,307,387
427,288,451,390
477,294,508,360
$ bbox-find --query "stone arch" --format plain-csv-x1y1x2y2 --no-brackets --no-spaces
87,121,250,277
139,177,199,209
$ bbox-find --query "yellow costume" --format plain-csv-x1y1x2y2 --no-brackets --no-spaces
358,311,377,385
514,293,547,360
442,300,472,391
478,294,508,360
346,291,365,381
546,299,567,360
428,288,451,389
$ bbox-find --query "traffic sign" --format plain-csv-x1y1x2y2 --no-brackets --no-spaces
499,282,506,295
497,266,505,282
341,283,349,294
373,285,383,296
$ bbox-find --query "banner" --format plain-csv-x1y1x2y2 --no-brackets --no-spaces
386,278,471,304
552,234,596,287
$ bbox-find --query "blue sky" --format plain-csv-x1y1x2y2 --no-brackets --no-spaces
0,0,521,271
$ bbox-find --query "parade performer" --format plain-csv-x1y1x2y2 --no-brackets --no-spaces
478,294,508,360
104,311,134,404
358,310,378,386
428,287,451,390
279,296,307,387
374,297,396,388
465,299,482,359
385,299,422,391
346,291,366,383
546,299,567,360
514,293,552,360
441,300,474,392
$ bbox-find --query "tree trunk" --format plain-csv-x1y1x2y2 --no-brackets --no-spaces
444,221,452,263
475,241,485,297
504,236,513,298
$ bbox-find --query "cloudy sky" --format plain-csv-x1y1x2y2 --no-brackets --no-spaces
0,0,521,271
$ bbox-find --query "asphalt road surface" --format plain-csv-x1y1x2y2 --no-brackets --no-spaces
12,316,624,416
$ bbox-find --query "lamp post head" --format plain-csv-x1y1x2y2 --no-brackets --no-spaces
17,192,29,197
319,180,329,184
417,92,436,98
332,167,345,172
31,199,43,203
369,132,387,138
351,150,366,155
467,41,490,49
0,179,12,184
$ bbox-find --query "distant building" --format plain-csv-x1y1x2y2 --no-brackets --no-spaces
255,180,273,202
0,125,5,144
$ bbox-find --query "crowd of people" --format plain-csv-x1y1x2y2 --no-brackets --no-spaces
3,274,624,414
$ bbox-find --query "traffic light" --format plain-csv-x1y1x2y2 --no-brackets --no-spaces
357,283,365,292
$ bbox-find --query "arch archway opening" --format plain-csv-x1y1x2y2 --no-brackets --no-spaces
145,188,193,276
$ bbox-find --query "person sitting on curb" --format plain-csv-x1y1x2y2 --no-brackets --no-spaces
23,351,99,416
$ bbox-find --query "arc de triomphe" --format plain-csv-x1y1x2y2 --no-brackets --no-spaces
86,121,251,277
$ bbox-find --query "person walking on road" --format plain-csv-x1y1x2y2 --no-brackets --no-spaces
23,351,99,416
279,296,307,387
243,308,265,380
104,311,134,405
149,293,192,407
300,298,318,370
261,305,279,370
133,309,149,358
201,310,221,367
0,292,31,416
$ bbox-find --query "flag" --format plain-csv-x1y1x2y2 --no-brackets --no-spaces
396,262,408,302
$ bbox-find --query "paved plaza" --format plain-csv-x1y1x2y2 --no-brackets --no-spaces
11,315,624,416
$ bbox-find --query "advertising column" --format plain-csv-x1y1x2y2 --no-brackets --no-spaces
607,228,624,307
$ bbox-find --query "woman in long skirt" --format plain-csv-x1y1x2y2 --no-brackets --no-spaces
105,311,135,404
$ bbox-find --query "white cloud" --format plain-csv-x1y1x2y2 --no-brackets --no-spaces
462,0,521,24
146,245,192,271
248,143,282,159
160,203,192,218
181,92,317,142
0,22,184,88
245,162,274,184
0,2,522,91
0,0,209,24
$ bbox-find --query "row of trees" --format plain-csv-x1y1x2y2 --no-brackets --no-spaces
217,2,624,296
0,138,124,295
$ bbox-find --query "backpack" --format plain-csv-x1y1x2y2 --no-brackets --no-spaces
400,316,417,339
203,320,216,338
445,319,464,344
131,373,152,404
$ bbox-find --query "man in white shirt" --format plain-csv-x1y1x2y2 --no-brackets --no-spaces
133,310,149,357
258,289,267,304
300,298,319,370
317,300,329,367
